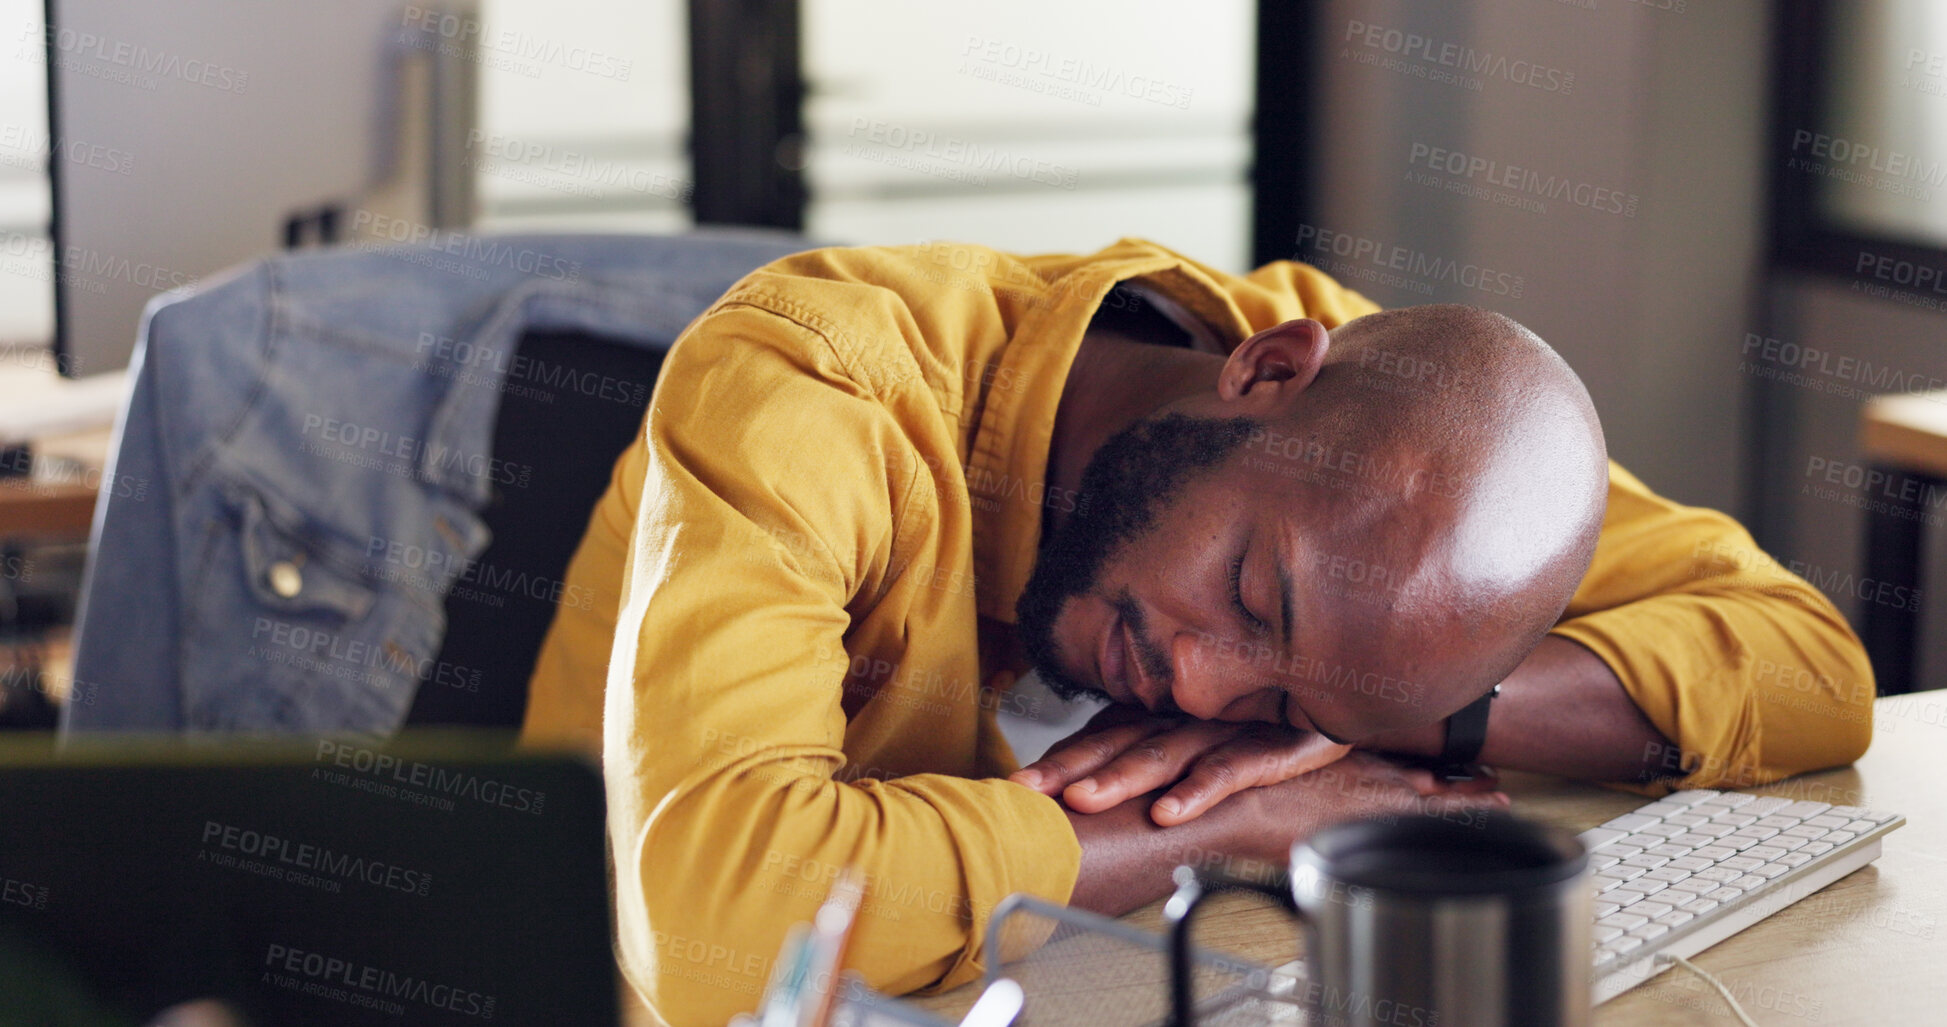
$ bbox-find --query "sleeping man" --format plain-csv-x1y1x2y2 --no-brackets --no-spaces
516,238,1873,1026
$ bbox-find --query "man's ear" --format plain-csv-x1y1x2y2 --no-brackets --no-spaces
1216,319,1330,401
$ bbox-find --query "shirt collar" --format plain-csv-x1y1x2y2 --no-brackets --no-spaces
967,241,1253,623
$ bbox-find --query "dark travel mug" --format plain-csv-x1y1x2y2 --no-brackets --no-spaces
1165,809,1591,1027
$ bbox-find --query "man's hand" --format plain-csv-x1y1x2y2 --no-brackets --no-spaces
1060,748,1509,915
1009,705,1362,827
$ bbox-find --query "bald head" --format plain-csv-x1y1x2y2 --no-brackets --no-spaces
1017,302,1607,740
1252,304,1609,716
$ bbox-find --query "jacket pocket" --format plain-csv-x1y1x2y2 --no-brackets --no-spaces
185,478,424,732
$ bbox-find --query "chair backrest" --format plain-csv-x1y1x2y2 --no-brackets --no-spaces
407,327,665,728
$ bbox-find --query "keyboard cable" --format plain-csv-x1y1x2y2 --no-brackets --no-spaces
1658,953,1759,1027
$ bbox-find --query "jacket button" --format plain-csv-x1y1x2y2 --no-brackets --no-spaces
268,561,303,598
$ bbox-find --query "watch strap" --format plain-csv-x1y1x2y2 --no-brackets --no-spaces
1437,684,1500,780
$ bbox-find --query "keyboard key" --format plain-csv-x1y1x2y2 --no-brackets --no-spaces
1635,801,1690,819
1709,812,1758,828
1782,825,1827,839
1647,843,1693,858
1597,865,1645,882
1668,856,1714,871
1776,852,1812,868
1665,790,1720,805
1598,912,1650,930
1669,833,1719,849
1721,856,1763,872
1718,835,1759,852
1752,862,1793,879
1706,886,1745,903
1605,935,1646,955
1641,822,1686,838
1743,796,1792,816
1622,854,1670,869
1666,878,1717,895
1602,813,1661,832
1770,835,1809,853
1598,877,1628,894
1628,922,1670,940
1844,819,1878,834
1730,825,1780,842
1778,801,1831,819
1826,805,1867,818
1593,924,1624,943
1620,833,1667,849
1645,867,1693,884
1591,854,1621,871
1803,814,1848,829
1710,793,1759,808
1679,897,1719,915
1577,827,1627,850
1745,845,1787,861
1660,813,1707,829
1732,874,1769,891
1607,846,1646,860
1615,879,1669,897
1693,867,1742,883
1595,899,1623,917
1691,845,1736,861
1695,823,1738,838
1655,909,1696,927
1756,815,1803,830
1863,810,1901,824
1800,841,1834,856
1825,831,1857,845
1625,900,1673,919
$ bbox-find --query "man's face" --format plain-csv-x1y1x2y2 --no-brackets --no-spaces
1017,413,1466,743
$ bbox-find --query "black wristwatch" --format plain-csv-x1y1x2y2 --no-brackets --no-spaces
1436,683,1500,781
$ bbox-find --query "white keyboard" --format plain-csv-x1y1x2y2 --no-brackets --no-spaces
1584,789,1905,1002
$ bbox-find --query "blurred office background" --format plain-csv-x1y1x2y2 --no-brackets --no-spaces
2,0,1945,720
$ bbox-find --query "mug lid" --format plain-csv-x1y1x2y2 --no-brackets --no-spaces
1294,810,1585,897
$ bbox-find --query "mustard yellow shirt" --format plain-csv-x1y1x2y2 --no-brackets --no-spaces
519,238,1873,1026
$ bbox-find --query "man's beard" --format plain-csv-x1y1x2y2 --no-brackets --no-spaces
1016,413,1261,702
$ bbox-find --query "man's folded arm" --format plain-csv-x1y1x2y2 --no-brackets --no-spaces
1540,462,1875,792
600,308,1079,1026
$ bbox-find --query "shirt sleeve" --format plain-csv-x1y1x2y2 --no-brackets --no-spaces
601,304,1079,1026
1549,462,1875,793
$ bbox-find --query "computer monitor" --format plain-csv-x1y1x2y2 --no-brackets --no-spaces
43,0,475,376
0,736,618,1026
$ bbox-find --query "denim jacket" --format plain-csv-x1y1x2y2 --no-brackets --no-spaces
63,230,812,735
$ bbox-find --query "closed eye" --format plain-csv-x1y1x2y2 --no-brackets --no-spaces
1228,553,1268,634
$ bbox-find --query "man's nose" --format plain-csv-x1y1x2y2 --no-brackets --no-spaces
1168,627,1275,720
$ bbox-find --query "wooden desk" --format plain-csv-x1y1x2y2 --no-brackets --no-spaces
1858,389,1947,694
911,695,1947,1025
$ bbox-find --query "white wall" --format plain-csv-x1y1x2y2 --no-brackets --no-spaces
1309,0,1770,516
